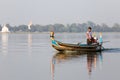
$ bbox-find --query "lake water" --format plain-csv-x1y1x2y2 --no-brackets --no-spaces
0,32,120,80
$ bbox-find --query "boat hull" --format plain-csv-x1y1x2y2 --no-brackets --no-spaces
51,39,104,52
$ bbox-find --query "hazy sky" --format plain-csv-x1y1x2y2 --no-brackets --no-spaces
0,0,120,26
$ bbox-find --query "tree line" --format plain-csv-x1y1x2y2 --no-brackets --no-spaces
0,21,120,32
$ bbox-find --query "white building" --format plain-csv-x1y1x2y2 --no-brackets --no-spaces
1,25,10,33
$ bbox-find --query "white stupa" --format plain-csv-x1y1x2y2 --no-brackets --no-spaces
1,24,10,33
28,21,32,30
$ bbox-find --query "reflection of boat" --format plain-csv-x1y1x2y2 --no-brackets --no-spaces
51,52,103,79
87,52,103,75
50,32,104,52
53,52,87,62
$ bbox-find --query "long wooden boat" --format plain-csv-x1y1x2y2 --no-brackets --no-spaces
51,37,104,52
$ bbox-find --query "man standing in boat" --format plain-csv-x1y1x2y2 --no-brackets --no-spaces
86,27,94,45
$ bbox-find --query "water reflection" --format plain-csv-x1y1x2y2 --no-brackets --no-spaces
51,52,103,80
104,48,120,53
28,33,32,55
1,33,8,55
87,52,103,75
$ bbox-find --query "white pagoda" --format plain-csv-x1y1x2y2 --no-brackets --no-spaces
1,24,10,33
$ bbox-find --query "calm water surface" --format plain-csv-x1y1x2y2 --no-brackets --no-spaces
0,32,120,80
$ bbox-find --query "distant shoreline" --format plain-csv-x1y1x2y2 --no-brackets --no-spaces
0,31,120,34
1,21,120,32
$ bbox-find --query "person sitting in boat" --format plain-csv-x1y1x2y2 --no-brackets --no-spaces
50,31,54,38
93,32,98,43
86,27,94,45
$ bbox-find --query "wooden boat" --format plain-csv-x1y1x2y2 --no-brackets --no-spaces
50,32,104,52
51,39,104,52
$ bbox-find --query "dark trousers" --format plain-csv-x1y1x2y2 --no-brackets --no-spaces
87,38,94,45
87,39,92,45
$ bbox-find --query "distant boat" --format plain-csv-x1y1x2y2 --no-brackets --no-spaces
1,25,10,33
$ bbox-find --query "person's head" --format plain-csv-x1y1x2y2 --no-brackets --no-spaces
88,27,92,32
